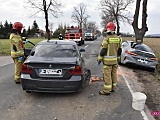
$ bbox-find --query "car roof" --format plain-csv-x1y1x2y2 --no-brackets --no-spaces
37,40,77,45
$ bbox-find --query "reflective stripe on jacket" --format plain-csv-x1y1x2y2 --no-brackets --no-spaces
10,33,24,58
98,34,122,65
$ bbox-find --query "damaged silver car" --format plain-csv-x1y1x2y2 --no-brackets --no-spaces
118,41,158,71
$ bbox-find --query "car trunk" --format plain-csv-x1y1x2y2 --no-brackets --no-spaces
129,50,158,64
133,50,156,58
23,57,80,79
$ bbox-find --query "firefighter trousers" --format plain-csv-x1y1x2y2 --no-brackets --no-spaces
12,57,24,82
102,64,118,93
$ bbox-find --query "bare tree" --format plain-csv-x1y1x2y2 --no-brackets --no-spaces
132,0,148,43
71,3,90,29
86,21,99,32
83,19,88,29
99,0,134,35
26,0,62,40
49,22,54,35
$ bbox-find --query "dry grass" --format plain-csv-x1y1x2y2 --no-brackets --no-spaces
143,38,160,57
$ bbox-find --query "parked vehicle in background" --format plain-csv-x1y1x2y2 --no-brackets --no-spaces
58,33,63,40
21,40,91,93
84,29,95,41
65,26,85,46
118,41,158,71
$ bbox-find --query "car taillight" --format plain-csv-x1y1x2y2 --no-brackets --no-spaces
68,65,82,75
125,50,137,56
21,64,33,74
151,58,158,61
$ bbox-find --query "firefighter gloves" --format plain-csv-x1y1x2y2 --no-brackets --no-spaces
97,61,101,66
18,56,23,62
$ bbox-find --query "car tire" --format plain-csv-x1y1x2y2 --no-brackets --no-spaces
82,39,84,44
149,68,156,72
117,56,122,65
78,41,81,46
83,68,91,88
26,90,32,93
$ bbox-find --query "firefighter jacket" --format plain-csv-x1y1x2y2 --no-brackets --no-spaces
10,33,24,58
98,34,122,65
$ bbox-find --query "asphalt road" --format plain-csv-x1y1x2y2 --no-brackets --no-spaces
0,37,154,120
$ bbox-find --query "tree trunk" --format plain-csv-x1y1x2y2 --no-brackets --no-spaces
80,22,82,29
45,12,50,40
43,0,50,40
132,0,148,43
115,18,120,35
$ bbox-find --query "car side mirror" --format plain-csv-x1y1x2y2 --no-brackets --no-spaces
79,48,85,52
30,51,35,56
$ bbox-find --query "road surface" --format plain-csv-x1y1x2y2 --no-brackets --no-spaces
0,37,155,120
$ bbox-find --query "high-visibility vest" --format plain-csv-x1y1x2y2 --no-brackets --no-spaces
10,33,24,58
98,34,122,65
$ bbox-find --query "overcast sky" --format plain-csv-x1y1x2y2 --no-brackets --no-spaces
0,0,160,35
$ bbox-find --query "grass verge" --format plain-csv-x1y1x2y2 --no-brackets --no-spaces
0,38,44,56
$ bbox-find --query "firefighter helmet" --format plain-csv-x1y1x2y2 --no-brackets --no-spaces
13,22,23,32
106,22,116,32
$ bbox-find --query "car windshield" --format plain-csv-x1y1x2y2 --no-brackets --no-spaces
66,29,80,33
134,44,153,52
85,29,92,33
33,44,78,57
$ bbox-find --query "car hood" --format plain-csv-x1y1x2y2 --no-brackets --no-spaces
25,56,79,64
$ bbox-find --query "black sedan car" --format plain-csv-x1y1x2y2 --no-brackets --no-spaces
21,40,91,93
118,41,158,71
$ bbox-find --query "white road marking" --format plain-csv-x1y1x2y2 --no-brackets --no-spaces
141,110,150,120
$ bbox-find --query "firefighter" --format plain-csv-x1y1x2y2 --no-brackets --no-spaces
97,22,122,95
10,22,27,84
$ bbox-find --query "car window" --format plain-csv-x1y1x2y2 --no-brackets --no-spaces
134,44,153,52
33,44,78,57
66,29,79,33
85,29,92,33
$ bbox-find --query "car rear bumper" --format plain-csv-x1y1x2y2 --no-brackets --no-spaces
65,39,81,42
123,56,158,69
21,74,83,93
84,36,93,40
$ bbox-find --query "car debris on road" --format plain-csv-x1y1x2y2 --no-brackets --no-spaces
90,76,103,83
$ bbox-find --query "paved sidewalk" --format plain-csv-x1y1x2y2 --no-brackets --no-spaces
0,56,13,67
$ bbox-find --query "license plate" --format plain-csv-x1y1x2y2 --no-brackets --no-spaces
39,69,62,75
137,59,148,64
